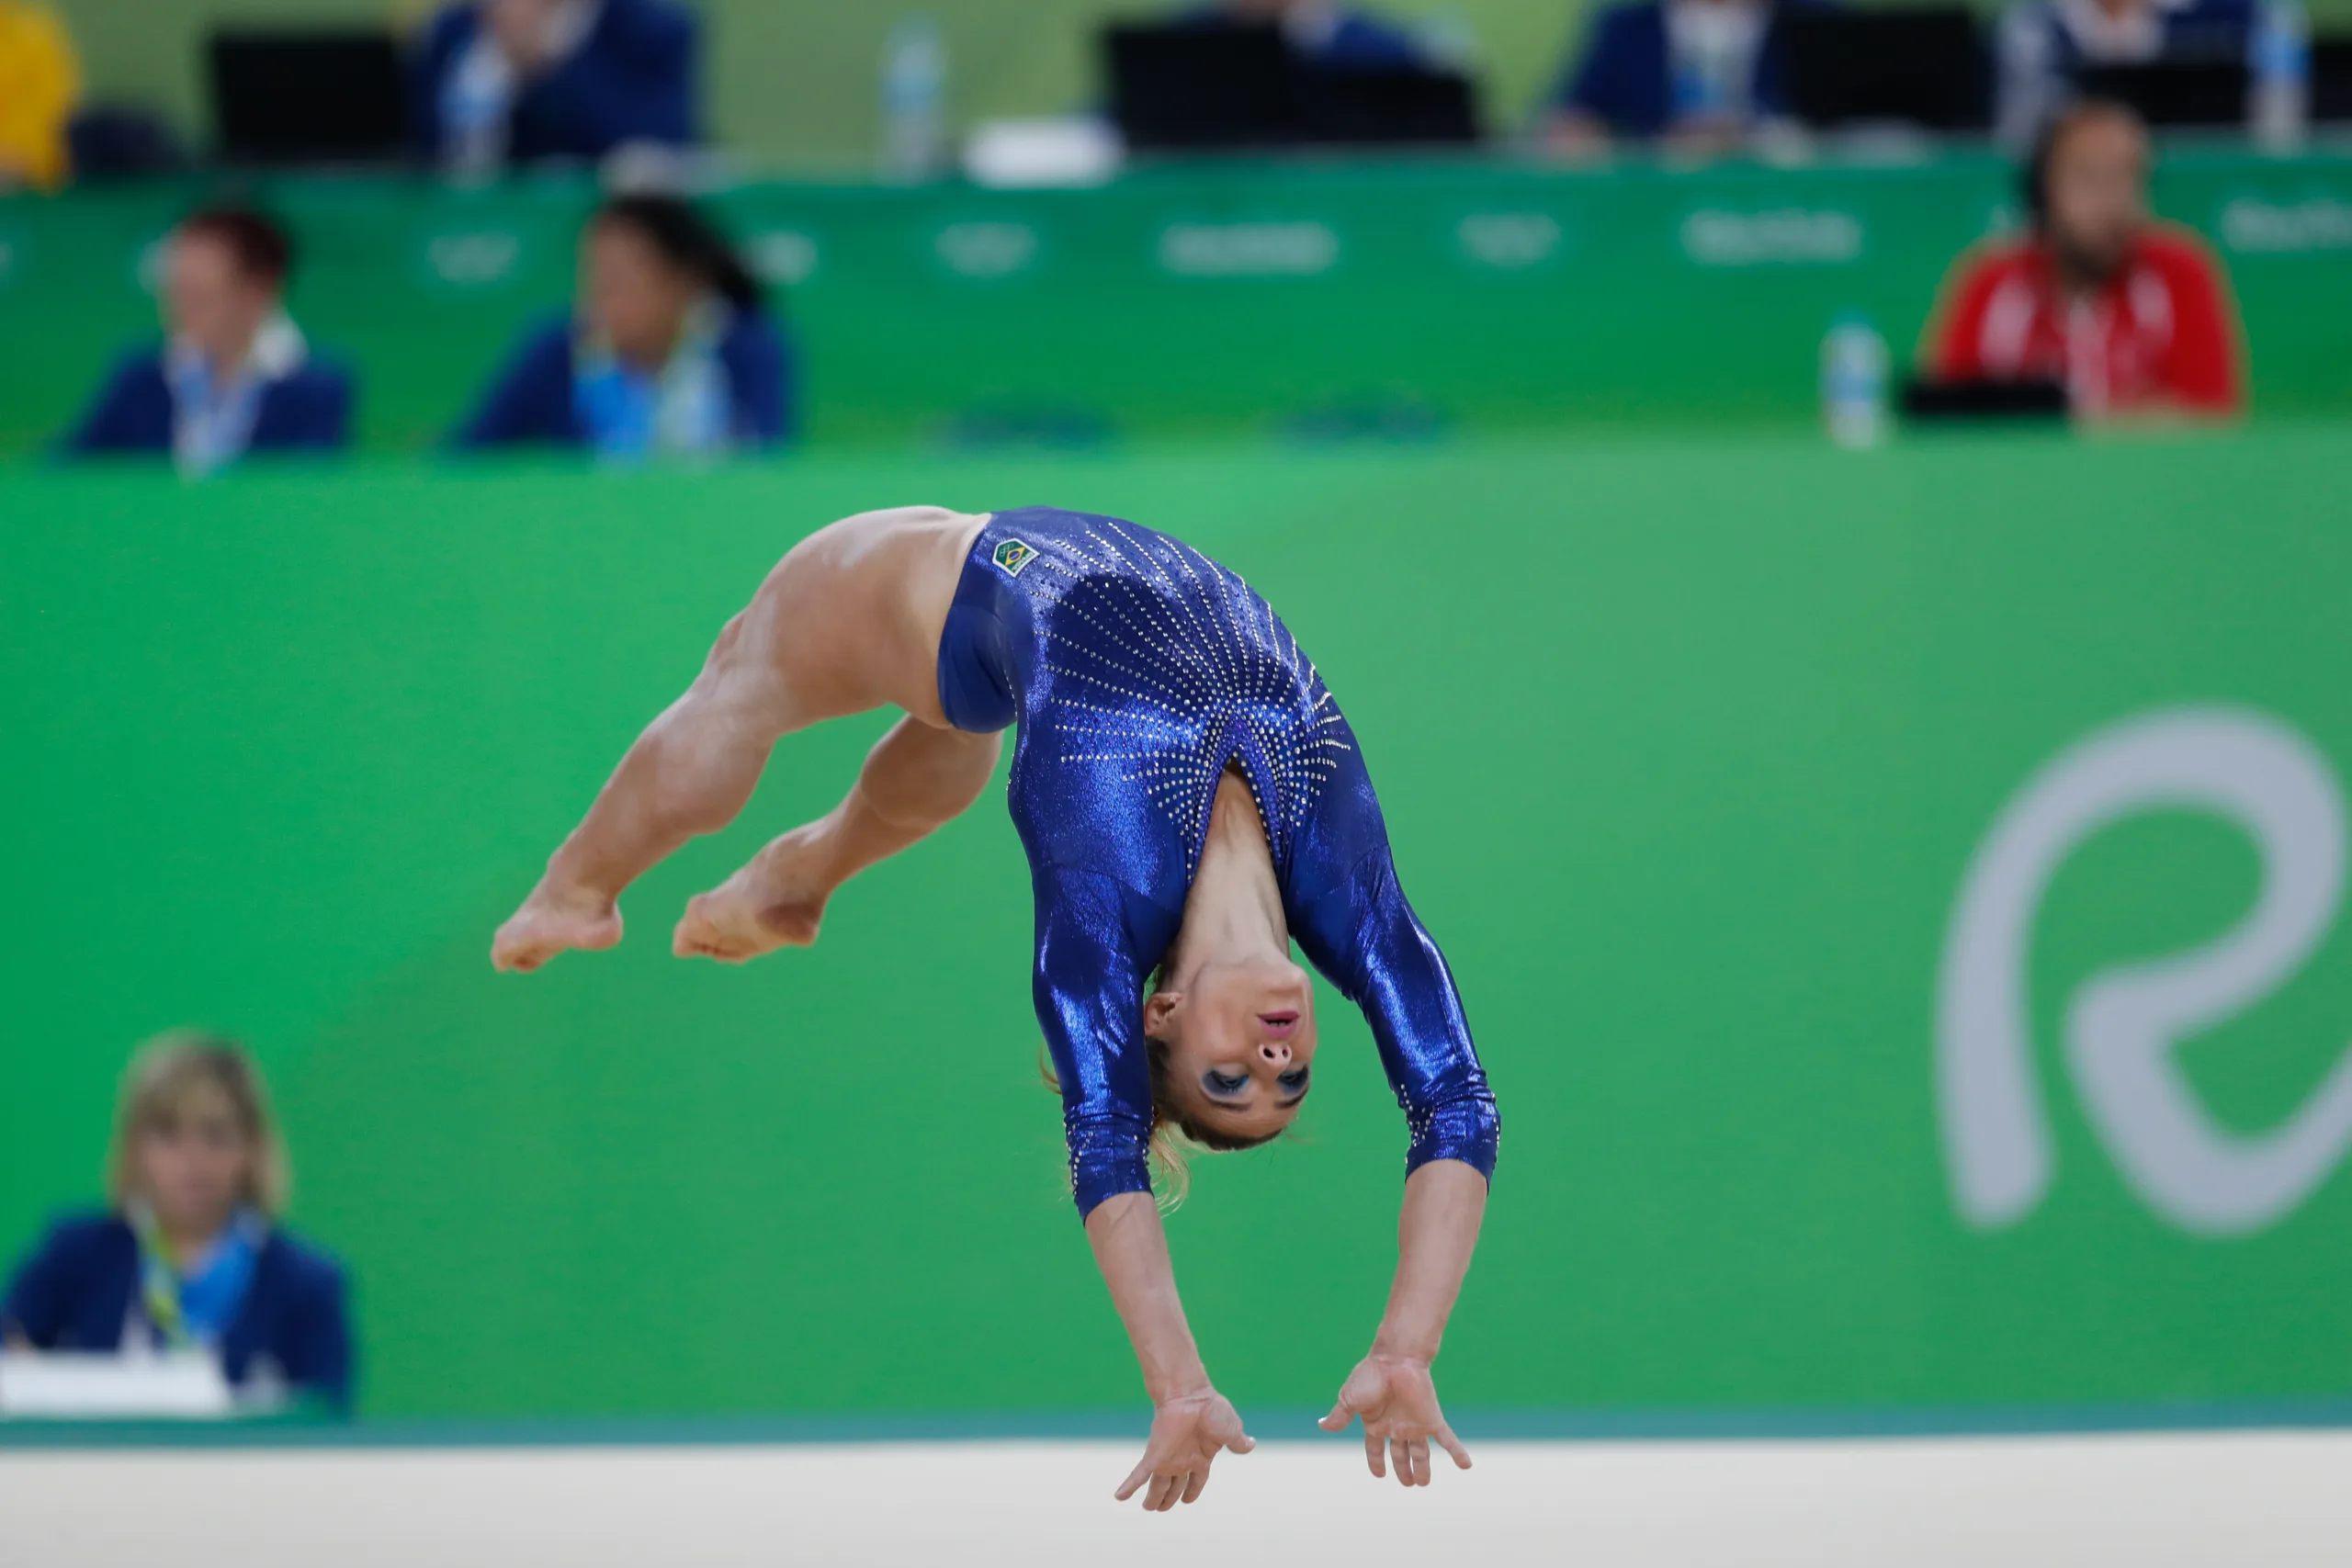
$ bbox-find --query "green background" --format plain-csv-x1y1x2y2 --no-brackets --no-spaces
6,149,2352,455
6,427,2351,1420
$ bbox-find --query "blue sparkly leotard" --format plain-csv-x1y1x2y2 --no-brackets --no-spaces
936,507,1499,1216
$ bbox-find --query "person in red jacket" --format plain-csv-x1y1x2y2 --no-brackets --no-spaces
1926,99,2246,421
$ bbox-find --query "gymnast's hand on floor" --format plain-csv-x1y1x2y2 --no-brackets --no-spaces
1114,1389,1255,1511
491,882,623,973
1320,1353,1472,1488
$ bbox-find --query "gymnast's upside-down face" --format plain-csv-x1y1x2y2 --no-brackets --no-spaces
1144,953,1318,1143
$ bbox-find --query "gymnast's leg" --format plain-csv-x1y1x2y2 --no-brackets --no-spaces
672,714,1001,962
491,506,987,973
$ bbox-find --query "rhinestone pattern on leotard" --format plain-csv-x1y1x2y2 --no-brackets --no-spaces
942,507,1500,1216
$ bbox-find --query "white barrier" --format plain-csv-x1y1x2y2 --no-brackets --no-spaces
3,1432,2348,1567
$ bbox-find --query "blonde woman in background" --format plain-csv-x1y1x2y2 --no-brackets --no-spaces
1,1034,354,1410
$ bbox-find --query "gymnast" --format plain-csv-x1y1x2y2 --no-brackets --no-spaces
491,506,1498,1509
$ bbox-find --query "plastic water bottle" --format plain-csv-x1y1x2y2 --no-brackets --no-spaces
881,17,946,181
2251,0,2312,152
1415,8,1478,71
443,69,508,179
1822,314,1889,449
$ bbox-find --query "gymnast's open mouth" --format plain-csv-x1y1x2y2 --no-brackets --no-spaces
1258,1012,1299,1039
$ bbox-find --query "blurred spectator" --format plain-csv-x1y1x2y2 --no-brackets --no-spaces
58,205,356,471
1175,0,1431,72
452,193,792,456
1541,0,1831,155
2,1034,354,1413
1996,0,2257,143
411,0,697,172
1923,99,2245,420
0,1,78,190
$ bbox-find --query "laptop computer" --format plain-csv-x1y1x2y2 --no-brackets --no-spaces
209,28,408,164
1779,10,1992,132
1103,22,1481,151
1299,67,1479,146
2073,60,2250,129
1902,376,2071,425
1103,23,1299,151
2312,37,2352,123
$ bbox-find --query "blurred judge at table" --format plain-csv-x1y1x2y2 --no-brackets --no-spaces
411,0,698,172
1995,0,2258,145
56,204,355,471
452,192,792,457
1923,99,2245,420
1540,0,1830,155
1173,0,1432,72
1,1034,355,1413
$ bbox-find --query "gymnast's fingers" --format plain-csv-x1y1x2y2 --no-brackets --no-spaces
1390,1436,1413,1489
1409,1437,1431,1486
1319,1396,1354,1433
1437,1422,1473,1471
1115,1454,1154,1502
1144,1472,1177,1512
1181,1466,1209,1506
1363,1427,1386,1478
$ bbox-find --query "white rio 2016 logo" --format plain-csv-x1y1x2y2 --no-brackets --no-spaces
1939,706,2352,1236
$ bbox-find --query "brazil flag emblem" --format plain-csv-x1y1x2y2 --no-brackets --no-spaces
993,539,1039,578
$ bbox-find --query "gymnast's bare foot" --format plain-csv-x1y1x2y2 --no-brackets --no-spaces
492,884,623,973
673,823,837,963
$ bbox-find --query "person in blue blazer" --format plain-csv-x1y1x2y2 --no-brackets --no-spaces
58,206,354,472
2,1034,355,1413
411,0,697,170
452,193,793,457
1542,0,1834,152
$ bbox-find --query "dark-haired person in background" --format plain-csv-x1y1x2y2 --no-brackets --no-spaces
1173,0,1431,72
452,194,792,456
1541,0,1831,156
1924,99,2245,420
58,206,354,471
2,1034,354,1413
412,0,697,172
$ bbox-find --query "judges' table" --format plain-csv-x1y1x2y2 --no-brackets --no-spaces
2,146,2348,452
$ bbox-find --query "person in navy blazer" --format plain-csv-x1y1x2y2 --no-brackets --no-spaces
411,0,697,170
1,1034,354,1413
1543,0,1832,152
57,206,354,471
452,193,793,456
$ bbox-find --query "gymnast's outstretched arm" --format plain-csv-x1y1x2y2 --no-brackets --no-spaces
1088,1192,1256,1511
1319,1161,1487,1486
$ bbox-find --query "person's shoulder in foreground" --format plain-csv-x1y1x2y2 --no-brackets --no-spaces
449,311,582,448
2,1209,134,1324
55,345,354,457
3,1207,354,1409
715,304,793,446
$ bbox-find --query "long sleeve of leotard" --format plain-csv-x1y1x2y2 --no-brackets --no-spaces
1293,845,1499,1182
1031,864,1184,1217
